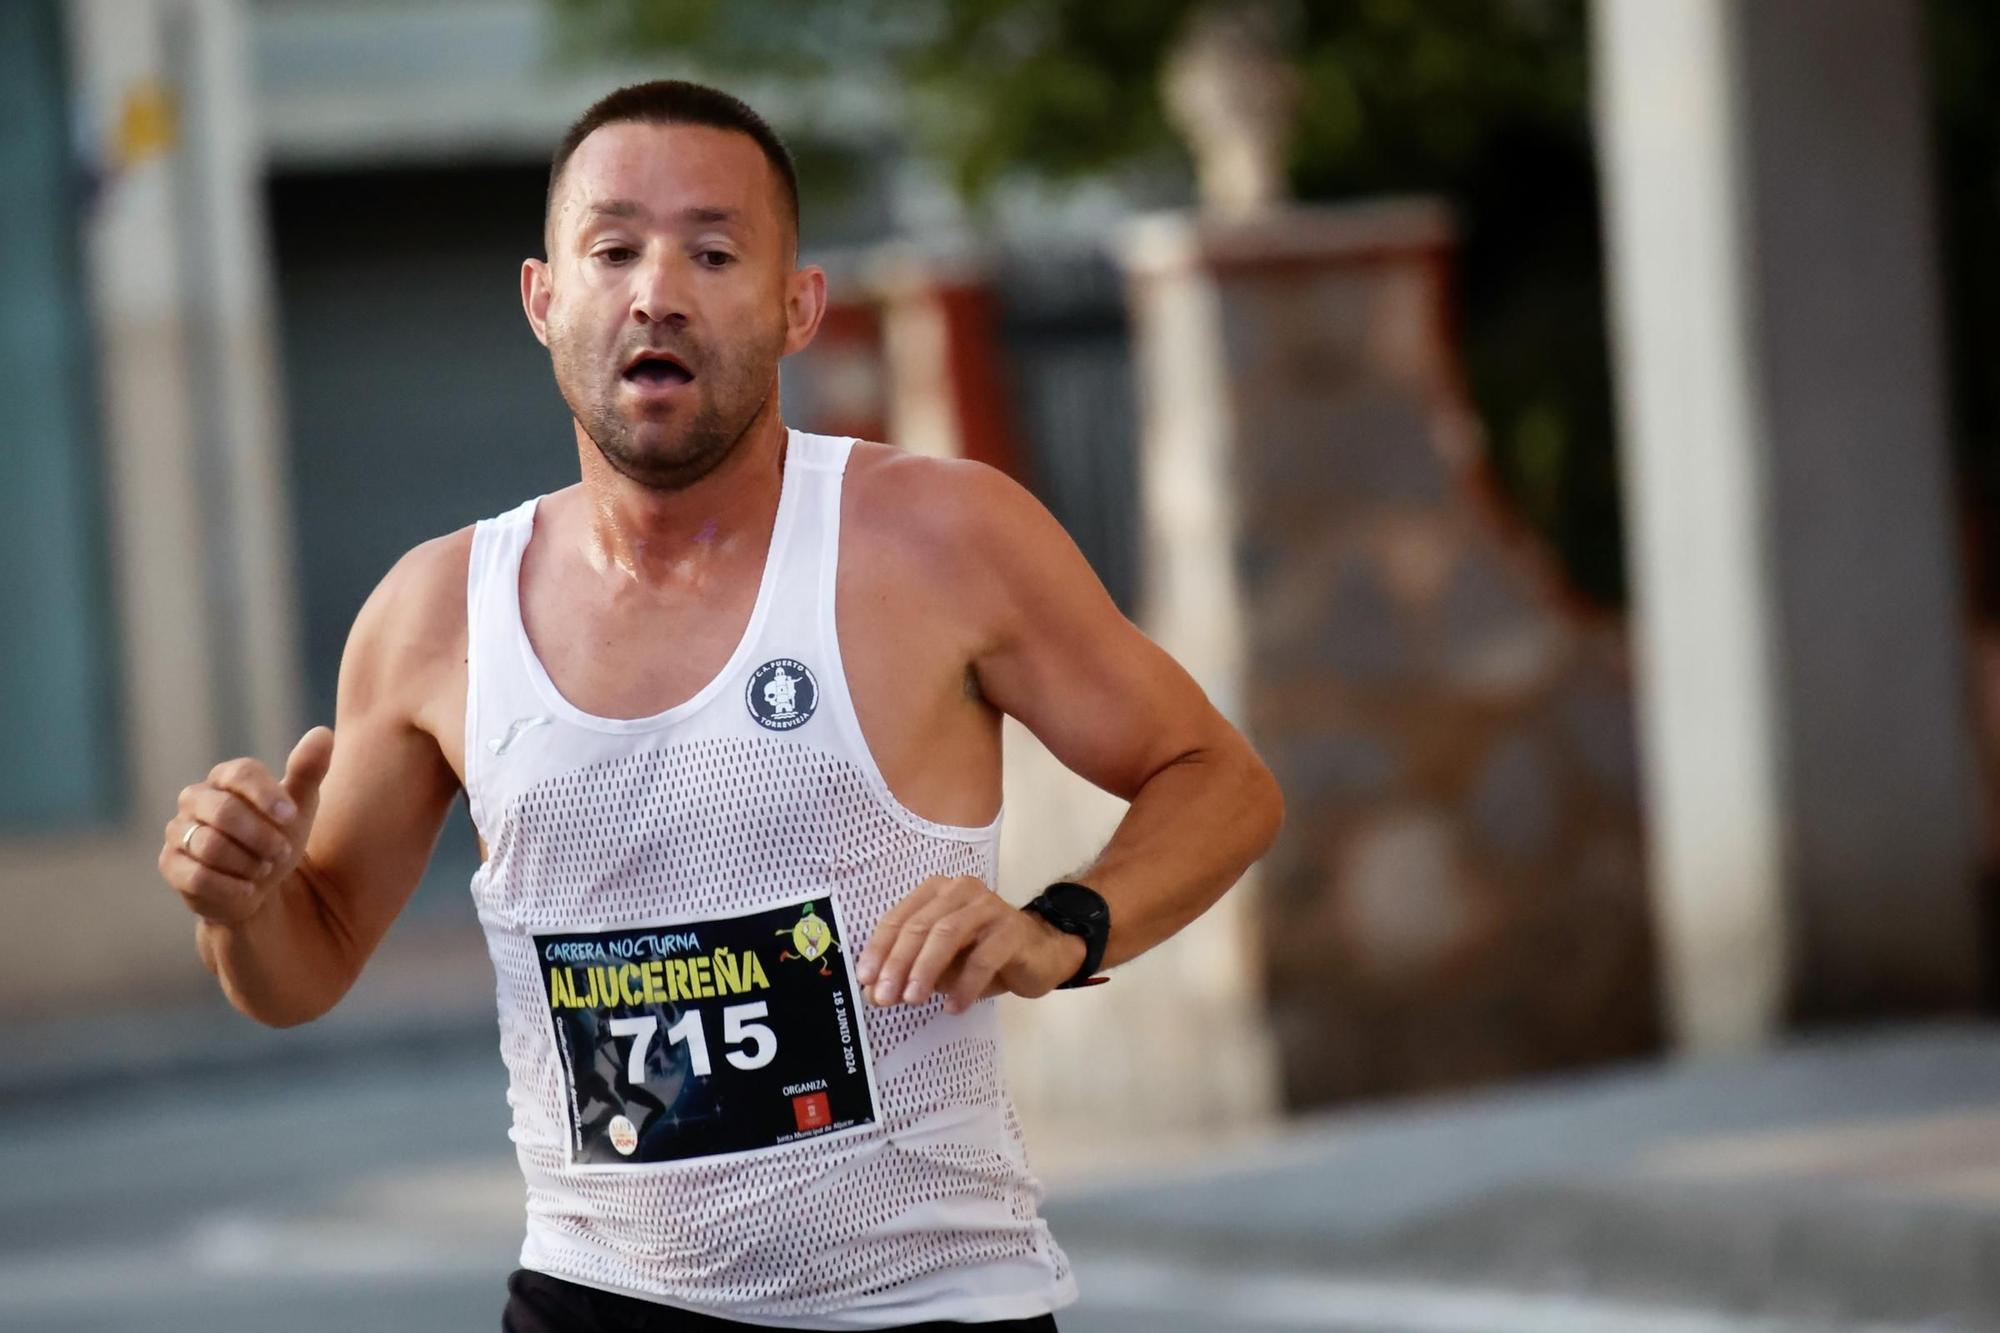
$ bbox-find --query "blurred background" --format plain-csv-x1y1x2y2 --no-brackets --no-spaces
8,0,2000,1328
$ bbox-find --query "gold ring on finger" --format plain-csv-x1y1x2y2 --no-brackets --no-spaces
181,822,201,855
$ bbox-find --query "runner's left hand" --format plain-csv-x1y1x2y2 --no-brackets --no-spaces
855,876,1086,1014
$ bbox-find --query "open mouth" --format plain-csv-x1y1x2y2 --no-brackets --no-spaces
622,351,695,387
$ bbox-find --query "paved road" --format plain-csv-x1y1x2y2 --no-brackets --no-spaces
0,1031,1332,1333
7,1023,2000,1332
0,1035,511,1333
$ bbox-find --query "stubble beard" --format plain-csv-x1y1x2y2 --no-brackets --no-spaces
553,320,783,494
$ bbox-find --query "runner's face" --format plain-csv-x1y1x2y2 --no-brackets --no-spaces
536,122,794,491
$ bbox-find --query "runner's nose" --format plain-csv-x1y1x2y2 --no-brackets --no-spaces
630,256,690,328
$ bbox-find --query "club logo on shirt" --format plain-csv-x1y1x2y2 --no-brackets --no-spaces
747,659,818,731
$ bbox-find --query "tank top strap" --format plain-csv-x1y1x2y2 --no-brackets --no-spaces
725,432,852,727
463,496,541,844
763,434,851,593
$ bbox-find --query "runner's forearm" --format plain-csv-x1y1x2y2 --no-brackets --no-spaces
196,857,364,1027
1066,739,1282,971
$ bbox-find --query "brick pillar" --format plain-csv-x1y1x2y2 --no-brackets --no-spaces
874,253,1026,478
784,296,890,444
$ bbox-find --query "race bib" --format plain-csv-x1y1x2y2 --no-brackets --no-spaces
534,892,878,1169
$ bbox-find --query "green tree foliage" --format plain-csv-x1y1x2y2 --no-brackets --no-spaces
551,0,1622,602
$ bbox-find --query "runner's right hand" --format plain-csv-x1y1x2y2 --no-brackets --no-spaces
159,726,335,925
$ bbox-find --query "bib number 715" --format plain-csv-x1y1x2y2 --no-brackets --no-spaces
608,1002,777,1083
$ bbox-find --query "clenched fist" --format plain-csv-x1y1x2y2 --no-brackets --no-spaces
159,727,335,926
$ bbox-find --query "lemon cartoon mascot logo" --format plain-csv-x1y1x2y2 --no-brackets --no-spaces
776,902,838,976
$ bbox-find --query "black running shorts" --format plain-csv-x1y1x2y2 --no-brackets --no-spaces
501,1269,1062,1332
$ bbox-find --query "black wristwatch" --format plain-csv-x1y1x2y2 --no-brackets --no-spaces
1022,881,1111,990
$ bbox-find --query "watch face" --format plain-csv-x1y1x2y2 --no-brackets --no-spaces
1046,883,1107,926
1036,884,1108,989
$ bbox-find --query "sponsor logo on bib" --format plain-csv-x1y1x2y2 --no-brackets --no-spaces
792,1091,831,1132
748,659,818,731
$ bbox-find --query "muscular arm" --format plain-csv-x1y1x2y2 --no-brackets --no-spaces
964,465,1283,968
189,535,467,1026
855,457,1282,1007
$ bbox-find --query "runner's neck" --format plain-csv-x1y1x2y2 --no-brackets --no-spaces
570,411,790,586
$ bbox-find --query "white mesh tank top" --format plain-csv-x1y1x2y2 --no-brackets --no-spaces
461,429,1074,1327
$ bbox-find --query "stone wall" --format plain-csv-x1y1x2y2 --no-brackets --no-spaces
1123,203,1660,1108
844,205,1661,1127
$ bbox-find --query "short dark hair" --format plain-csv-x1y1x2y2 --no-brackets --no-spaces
545,80,800,247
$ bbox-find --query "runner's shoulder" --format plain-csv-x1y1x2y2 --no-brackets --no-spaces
842,442,1053,574
344,527,473,685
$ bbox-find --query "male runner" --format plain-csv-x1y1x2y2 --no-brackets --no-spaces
157,80,1282,1330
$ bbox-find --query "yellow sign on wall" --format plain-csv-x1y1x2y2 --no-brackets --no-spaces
112,79,177,170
